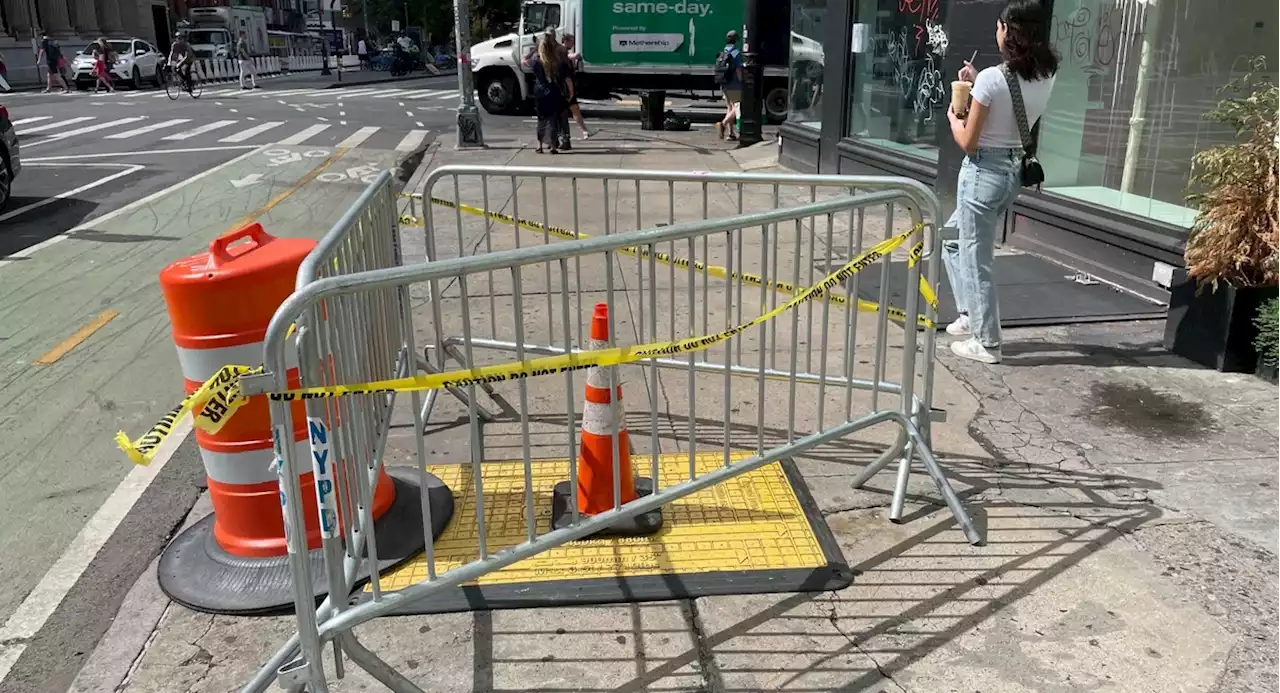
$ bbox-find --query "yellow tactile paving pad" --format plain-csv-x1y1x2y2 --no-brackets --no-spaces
371,451,828,590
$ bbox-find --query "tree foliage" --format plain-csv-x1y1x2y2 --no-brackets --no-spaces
1184,56,1280,288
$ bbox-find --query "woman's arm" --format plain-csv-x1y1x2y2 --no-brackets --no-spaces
948,98,989,155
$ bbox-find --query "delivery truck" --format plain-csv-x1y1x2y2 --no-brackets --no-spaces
470,0,823,121
186,5,269,59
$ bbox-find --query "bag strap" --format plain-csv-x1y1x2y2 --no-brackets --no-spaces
1000,63,1035,153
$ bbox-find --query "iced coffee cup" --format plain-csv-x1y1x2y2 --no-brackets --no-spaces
951,80,972,116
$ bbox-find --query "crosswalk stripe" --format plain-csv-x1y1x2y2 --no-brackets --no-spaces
202,88,239,97
105,118,191,139
121,91,150,98
11,116,54,126
324,88,382,98
433,91,460,100
17,116,94,134
162,119,239,140
337,126,380,148
35,116,147,142
371,89,415,99
277,123,330,145
219,120,285,142
394,129,428,152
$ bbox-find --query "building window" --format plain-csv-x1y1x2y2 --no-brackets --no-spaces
788,0,829,129
847,0,949,161
1038,0,1277,228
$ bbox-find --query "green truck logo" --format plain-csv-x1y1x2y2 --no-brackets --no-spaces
590,0,736,66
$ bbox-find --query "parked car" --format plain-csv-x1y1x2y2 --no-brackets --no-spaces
71,39,163,90
0,103,21,212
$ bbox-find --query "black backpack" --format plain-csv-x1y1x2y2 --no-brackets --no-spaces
714,48,734,85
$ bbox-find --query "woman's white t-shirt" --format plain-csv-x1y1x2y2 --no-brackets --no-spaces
971,65,1056,149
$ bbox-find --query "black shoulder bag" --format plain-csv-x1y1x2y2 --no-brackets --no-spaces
1000,64,1045,188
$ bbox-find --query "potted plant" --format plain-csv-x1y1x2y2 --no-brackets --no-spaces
1164,56,1279,373
1255,298,1278,382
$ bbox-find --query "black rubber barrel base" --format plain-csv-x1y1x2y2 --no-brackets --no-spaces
158,467,452,616
550,477,664,538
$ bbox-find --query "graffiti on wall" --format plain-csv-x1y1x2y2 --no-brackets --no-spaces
1052,3,1139,69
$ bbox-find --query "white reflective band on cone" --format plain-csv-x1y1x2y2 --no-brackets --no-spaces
175,342,298,383
200,436,311,486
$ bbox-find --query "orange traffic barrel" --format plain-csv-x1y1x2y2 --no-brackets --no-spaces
551,303,662,538
154,223,447,615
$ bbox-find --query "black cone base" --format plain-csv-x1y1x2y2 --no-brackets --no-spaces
158,467,453,616
550,477,664,538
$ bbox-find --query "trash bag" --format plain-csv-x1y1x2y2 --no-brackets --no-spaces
663,110,691,131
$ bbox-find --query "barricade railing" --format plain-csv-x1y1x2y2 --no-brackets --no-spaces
240,168,977,693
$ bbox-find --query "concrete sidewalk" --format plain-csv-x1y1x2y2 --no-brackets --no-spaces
77,129,1276,693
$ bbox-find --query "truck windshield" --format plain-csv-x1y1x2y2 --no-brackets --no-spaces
522,2,561,34
188,30,227,45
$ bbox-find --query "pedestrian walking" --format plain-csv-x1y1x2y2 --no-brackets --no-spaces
357,37,369,70
38,35,70,93
237,31,257,89
942,0,1058,364
714,31,743,140
92,38,115,93
560,34,593,142
530,32,569,154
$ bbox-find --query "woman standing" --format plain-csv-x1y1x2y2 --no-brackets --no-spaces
942,0,1057,364
92,38,115,93
530,32,569,154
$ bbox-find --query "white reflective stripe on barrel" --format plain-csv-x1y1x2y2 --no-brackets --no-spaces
175,341,299,383
199,437,311,485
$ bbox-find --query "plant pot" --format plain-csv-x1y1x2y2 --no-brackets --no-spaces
1163,268,1280,372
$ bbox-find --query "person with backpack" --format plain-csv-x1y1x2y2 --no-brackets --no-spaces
714,30,743,140
37,35,70,94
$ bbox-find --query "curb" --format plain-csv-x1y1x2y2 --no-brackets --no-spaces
324,70,458,89
579,106,726,124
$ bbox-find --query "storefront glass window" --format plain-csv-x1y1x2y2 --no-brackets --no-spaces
847,0,949,161
1039,0,1278,228
788,0,829,129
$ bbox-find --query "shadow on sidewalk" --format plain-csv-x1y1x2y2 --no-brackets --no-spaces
448,405,1163,692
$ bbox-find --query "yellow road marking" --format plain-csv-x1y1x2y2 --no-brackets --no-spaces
230,147,348,230
34,310,119,365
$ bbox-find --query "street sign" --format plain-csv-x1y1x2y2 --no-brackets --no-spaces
392,20,401,32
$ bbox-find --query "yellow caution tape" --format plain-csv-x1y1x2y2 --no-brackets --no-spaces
266,224,917,401
114,365,261,466
399,196,938,327
117,204,933,463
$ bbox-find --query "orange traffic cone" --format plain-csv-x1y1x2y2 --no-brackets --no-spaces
578,303,638,514
551,303,663,536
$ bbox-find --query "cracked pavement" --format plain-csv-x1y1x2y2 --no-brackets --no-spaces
84,134,1278,693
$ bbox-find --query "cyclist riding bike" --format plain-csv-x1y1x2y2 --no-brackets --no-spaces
168,32,194,92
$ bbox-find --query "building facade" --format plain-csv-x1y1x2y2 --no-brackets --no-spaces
0,0,175,83
779,0,1278,300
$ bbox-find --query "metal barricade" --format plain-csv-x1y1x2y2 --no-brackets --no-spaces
241,167,979,693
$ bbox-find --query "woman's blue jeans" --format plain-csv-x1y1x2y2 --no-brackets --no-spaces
941,147,1020,348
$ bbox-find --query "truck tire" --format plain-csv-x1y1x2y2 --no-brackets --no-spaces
765,82,790,123
477,69,520,115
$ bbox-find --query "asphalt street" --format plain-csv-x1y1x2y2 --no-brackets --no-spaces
0,71,537,693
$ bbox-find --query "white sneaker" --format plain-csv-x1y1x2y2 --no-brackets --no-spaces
945,315,971,336
951,338,1002,364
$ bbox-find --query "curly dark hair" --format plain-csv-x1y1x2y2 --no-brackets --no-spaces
1000,0,1058,80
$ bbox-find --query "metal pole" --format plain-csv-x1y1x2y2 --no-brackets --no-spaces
453,0,485,148
320,0,332,75
737,0,763,147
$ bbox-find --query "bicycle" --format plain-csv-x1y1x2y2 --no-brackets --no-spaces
163,63,203,100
